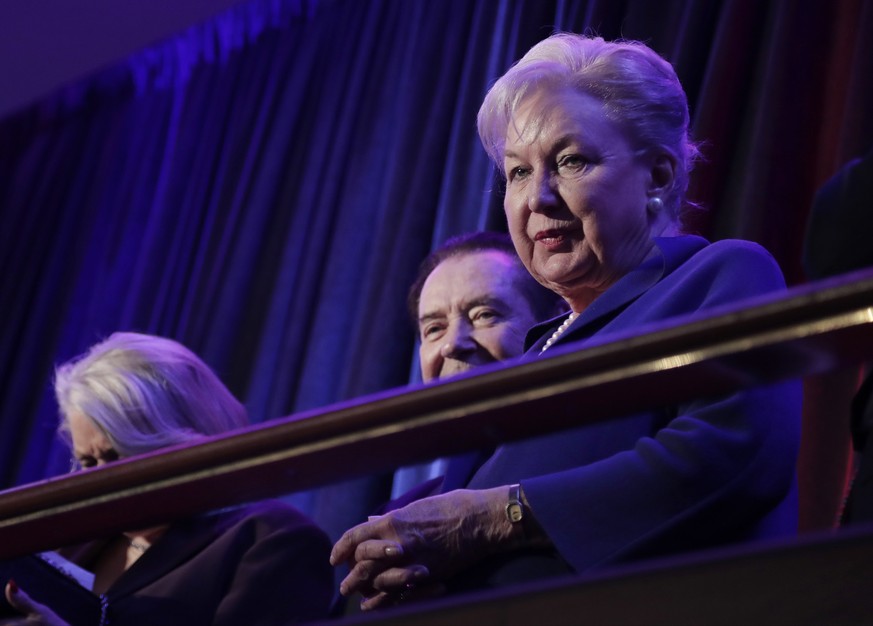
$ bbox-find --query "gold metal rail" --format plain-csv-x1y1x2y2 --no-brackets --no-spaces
1,270,873,559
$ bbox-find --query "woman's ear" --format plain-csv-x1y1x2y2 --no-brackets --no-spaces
648,151,676,195
644,150,681,235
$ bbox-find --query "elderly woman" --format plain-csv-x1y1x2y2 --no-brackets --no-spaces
4,332,334,625
331,33,801,608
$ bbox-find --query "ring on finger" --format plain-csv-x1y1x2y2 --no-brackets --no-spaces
398,582,415,603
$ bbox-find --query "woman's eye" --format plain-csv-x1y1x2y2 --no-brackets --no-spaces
507,165,530,181
558,154,587,170
73,448,120,470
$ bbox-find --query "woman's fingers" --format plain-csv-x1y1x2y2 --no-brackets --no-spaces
353,539,404,562
5,580,35,615
3,580,69,625
358,590,392,611
358,581,446,612
330,518,400,566
370,564,429,591
341,561,430,598
338,538,410,596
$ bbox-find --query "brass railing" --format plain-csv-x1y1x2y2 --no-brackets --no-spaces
325,522,873,625
3,269,873,622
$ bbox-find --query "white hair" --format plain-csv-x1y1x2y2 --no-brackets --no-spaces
477,33,700,225
55,332,248,457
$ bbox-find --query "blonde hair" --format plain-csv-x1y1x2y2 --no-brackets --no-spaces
55,332,248,457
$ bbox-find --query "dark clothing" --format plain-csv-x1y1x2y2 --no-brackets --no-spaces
803,147,873,280
843,374,873,523
802,148,873,526
456,236,801,586
60,500,334,625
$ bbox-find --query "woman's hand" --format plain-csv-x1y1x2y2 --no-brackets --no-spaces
330,486,523,610
0,581,70,626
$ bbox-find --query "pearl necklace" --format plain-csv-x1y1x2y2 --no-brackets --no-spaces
540,312,578,353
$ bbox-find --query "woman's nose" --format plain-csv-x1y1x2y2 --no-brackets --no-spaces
529,172,557,213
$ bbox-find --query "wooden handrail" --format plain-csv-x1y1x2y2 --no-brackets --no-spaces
322,523,873,625
1,270,873,558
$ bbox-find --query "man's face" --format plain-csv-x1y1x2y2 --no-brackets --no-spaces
417,250,540,382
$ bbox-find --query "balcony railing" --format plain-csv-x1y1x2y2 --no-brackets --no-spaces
3,268,873,622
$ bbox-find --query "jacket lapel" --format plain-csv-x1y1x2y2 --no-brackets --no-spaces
106,512,225,600
525,236,708,352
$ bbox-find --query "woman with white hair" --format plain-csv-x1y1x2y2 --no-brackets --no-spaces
332,33,801,609
4,332,334,625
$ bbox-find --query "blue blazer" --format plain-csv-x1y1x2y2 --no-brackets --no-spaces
465,236,801,576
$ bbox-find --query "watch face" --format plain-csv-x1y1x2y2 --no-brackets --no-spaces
507,502,523,523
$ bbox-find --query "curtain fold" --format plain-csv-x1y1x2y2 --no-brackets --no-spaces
1,0,871,539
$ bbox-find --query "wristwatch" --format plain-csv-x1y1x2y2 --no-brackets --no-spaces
506,483,524,523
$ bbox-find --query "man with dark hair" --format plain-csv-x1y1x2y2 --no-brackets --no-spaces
409,231,566,382
385,232,566,506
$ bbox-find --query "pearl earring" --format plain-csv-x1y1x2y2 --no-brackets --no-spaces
646,196,664,214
